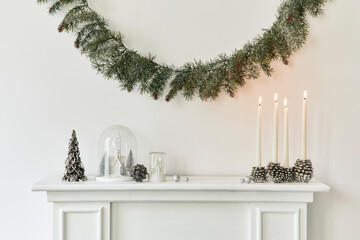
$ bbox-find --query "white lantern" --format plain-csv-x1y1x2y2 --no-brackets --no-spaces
148,152,167,182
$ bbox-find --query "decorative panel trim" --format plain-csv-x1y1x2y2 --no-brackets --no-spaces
58,206,103,240
256,206,300,240
47,190,314,203
251,203,306,240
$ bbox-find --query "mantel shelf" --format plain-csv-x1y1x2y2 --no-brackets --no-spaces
32,176,329,192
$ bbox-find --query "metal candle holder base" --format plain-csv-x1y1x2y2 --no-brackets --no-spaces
250,167,267,183
294,159,313,183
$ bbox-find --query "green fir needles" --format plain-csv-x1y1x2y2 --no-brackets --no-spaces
37,0,327,101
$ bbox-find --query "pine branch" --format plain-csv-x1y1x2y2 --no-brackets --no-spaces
149,66,174,100
37,0,52,4
37,0,328,101
49,0,78,15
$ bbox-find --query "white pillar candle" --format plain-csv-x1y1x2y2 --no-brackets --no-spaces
283,98,289,168
256,97,262,167
272,93,279,163
300,91,307,160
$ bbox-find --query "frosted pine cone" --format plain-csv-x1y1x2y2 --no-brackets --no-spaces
130,164,148,182
283,167,296,182
250,167,267,183
267,162,285,183
294,159,313,183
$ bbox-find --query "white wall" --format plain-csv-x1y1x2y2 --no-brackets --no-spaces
0,0,359,239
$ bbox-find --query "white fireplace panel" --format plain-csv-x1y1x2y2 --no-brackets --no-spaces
54,202,110,240
111,202,250,240
64,211,99,240
262,212,297,240
251,203,306,240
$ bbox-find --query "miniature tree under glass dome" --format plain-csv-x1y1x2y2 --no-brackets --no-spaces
96,125,137,182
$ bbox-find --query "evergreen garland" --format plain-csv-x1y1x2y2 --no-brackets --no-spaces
37,0,327,101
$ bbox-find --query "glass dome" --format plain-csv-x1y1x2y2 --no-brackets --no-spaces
96,125,137,182
148,152,167,182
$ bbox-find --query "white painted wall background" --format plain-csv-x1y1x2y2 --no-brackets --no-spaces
0,0,359,239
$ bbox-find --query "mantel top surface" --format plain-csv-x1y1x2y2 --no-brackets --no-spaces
32,176,329,192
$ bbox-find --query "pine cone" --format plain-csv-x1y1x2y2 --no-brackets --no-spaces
267,162,285,183
294,159,313,183
234,61,243,70
250,167,267,183
130,164,148,182
287,14,295,23
226,70,233,78
229,91,235,98
58,25,63,33
283,167,296,182
74,41,80,49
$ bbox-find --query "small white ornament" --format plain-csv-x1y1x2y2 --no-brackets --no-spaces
244,176,252,183
173,174,180,182
184,177,190,182
240,178,245,183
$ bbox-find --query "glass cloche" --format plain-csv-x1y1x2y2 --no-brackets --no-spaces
96,125,137,182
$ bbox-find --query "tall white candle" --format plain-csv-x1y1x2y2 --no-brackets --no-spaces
283,98,289,168
272,93,279,163
301,91,307,160
256,97,262,167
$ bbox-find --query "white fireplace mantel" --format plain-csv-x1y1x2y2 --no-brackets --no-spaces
32,176,329,240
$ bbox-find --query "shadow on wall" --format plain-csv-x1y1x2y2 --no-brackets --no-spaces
308,186,360,240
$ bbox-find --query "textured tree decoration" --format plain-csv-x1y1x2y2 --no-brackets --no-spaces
62,130,87,182
266,162,285,183
283,167,296,182
130,164,148,182
37,0,327,101
250,167,267,183
294,159,313,183
126,150,134,173
120,162,126,176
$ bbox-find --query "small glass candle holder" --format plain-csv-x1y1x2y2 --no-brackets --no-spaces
149,152,167,182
